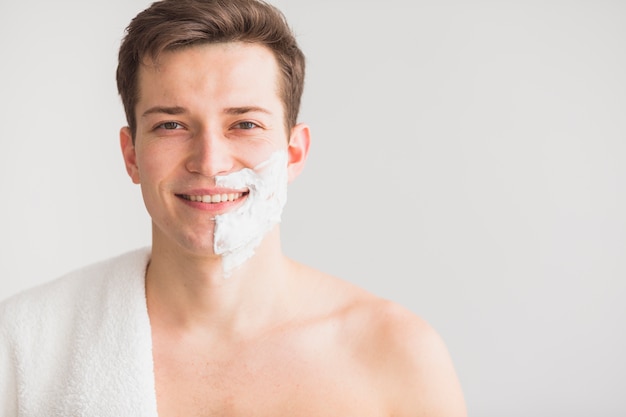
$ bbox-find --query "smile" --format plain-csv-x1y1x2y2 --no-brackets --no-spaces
179,192,247,203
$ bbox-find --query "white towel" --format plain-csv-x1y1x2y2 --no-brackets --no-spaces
0,248,158,417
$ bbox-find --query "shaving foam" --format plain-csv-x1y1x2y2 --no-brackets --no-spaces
213,150,288,277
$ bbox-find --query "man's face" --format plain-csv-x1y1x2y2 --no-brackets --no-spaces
120,42,306,257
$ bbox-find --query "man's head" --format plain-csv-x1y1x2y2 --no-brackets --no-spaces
116,0,305,141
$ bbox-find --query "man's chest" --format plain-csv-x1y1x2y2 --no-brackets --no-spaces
152,339,388,417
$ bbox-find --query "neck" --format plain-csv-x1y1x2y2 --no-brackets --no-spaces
146,226,293,338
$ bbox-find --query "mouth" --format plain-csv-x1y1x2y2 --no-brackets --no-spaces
177,191,248,204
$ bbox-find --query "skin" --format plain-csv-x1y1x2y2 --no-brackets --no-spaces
120,41,467,417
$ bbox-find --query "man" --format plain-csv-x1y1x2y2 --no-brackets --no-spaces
0,0,467,415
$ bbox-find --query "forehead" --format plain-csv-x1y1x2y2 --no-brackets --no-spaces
136,42,283,111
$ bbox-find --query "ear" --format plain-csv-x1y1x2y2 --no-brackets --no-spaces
286,123,310,183
120,127,141,184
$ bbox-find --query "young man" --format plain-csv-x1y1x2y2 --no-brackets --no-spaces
0,0,466,415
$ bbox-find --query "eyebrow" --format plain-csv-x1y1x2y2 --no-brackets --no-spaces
224,106,273,116
141,106,187,118
141,105,273,118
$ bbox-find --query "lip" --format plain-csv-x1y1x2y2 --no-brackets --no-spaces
175,188,249,212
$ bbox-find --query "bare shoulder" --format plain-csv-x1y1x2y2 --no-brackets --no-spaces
298,265,467,417
352,299,467,417
288,263,466,416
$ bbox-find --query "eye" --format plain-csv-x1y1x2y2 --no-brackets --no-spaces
234,121,259,130
156,121,183,130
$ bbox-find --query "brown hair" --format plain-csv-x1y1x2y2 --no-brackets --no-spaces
116,0,305,140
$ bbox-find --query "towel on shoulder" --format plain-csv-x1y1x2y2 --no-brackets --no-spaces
0,248,158,417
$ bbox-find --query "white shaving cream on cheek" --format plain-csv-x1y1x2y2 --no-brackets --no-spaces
213,150,288,277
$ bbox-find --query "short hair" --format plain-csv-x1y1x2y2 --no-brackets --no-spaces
116,0,305,140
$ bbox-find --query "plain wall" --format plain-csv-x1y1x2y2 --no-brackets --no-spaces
1,1,624,415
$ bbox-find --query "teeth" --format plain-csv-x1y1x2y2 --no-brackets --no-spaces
184,193,243,203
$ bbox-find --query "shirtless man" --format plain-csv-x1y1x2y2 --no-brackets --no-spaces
0,0,466,415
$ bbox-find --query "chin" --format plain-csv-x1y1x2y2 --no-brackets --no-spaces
152,224,218,258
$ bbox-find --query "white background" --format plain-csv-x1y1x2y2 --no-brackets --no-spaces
1,1,625,415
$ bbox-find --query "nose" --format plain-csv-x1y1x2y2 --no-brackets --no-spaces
184,129,233,177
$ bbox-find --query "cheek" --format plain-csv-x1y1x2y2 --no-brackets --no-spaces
136,142,182,183
136,147,176,221
232,139,286,168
